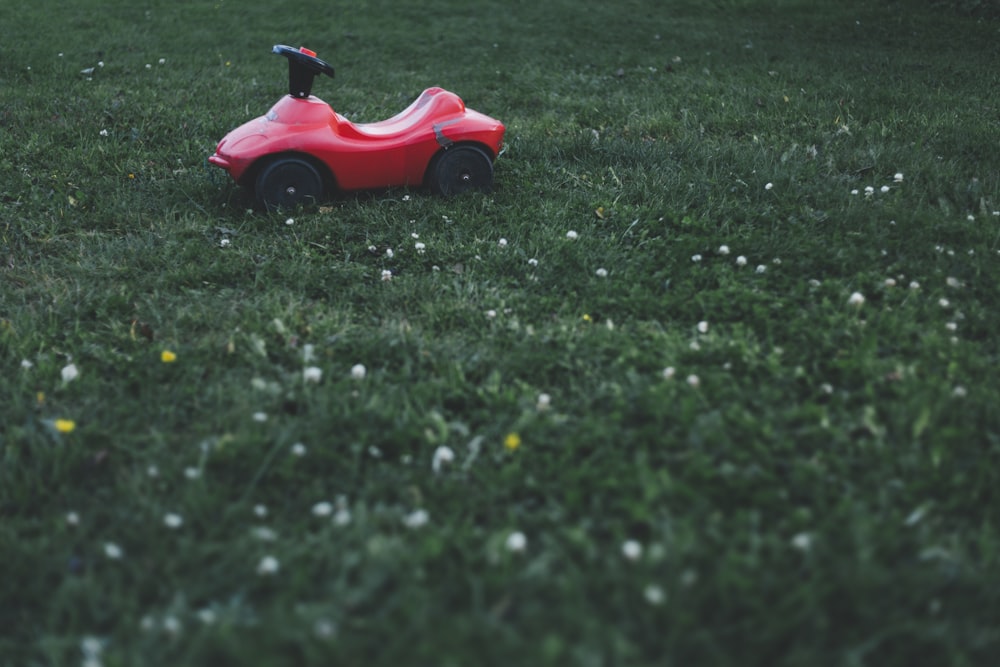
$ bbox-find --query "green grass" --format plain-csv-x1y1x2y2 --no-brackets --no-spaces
3,1,1000,665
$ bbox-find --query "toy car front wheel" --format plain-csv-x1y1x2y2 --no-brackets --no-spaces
428,145,493,196
254,157,324,210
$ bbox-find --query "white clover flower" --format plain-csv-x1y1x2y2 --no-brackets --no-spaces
61,363,79,383
197,608,217,625
184,466,201,480
158,58,166,65
536,393,552,411
99,129,109,137
909,280,920,290
380,269,393,281
938,298,950,308
403,508,429,529
851,189,859,196
848,291,865,306
643,584,666,605
285,217,295,226
621,540,643,561
717,244,730,255
256,555,280,575
486,309,497,319
290,442,307,457
967,215,975,222
104,542,124,559
884,278,897,287
333,506,352,526
251,526,277,541
945,322,957,331
880,185,890,193
498,238,508,247
691,253,702,263
312,501,333,517
351,363,367,380
314,618,337,639
686,374,700,388
820,382,834,395
595,267,608,277
790,532,812,551
385,248,394,258
946,276,962,288
252,411,268,423
66,511,80,526
253,504,268,518
162,615,182,636
765,182,774,190
566,230,579,240
432,445,455,474
755,264,767,274
662,366,676,380
697,320,709,334
303,366,323,383
219,238,231,248
527,258,539,267
81,636,103,658
163,513,183,529
736,255,747,267
505,531,527,553
864,186,874,196
415,241,426,254
952,386,967,398
894,172,904,183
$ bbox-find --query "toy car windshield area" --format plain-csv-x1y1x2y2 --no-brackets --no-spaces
209,45,506,210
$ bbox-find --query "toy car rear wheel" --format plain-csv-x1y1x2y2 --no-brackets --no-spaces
255,157,324,210
428,145,493,196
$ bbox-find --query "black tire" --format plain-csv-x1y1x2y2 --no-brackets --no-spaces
254,157,324,211
428,145,493,196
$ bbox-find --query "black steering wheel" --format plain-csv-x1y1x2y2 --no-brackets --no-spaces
273,44,334,98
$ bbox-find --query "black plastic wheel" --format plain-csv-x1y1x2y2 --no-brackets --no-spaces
428,145,493,196
254,157,324,210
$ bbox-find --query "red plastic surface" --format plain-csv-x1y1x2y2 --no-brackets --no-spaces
210,87,504,192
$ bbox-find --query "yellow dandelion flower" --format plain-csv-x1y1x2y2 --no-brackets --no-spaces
504,432,522,451
55,419,76,434
161,350,177,363
582,313,592,322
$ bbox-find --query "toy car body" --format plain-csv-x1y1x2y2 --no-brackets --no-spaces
209,45,505,209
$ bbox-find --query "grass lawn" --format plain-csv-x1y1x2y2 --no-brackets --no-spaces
2,0,1000,664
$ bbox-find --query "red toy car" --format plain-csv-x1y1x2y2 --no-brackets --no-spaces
209,45,505,209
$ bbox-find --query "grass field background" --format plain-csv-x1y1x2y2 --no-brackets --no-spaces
2,1,1000,665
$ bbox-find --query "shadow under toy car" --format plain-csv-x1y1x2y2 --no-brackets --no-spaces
209,45,506,209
